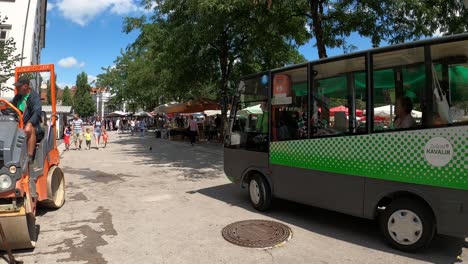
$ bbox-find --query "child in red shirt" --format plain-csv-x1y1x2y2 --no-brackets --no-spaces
102,129,108,148
64,126,71,151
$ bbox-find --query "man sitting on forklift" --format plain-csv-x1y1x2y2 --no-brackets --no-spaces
11,75,43,161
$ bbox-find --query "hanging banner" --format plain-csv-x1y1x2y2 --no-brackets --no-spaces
273,74,291,98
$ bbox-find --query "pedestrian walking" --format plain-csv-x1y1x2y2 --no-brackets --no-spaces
71,114,84,150
84,128,92,150
93,116,103,149
102,128,108,148
187,115,199,146
116,118,121,134
130,118,136,136
64,126,71,151
214,114,222,141
139,119,147,137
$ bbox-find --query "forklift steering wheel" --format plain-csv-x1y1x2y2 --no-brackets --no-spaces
1,98,24,128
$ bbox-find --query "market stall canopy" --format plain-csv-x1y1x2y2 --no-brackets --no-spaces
204,110,221,116
238,104,263,116
360,116,387,121
41,105,73,114
204,110,230,116
165,98,220,114
106,111,128,117
329,105,364,117
154,101,180,113
134,111,153,117
373,105,422,118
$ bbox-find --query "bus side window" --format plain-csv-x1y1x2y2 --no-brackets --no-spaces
431,40,468,126
448,63,468,124
430,40,468,126
372,47,425,131
311,56,366,137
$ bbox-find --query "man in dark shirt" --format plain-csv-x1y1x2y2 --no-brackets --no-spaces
11,76,43,159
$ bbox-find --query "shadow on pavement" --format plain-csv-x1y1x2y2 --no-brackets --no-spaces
109,133,464,263
113,134,223,181
194,183,464,264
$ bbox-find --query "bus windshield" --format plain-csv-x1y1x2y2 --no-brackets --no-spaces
227,74,269,152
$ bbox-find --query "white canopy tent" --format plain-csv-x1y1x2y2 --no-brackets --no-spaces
203,110,230,116
238,104,263,116
134,111,153,117
373,105,422,118
106,111,128,117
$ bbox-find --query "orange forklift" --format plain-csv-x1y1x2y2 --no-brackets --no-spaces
0,64,65,252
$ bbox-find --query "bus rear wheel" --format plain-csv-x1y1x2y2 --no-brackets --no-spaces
249,175,272,211
379,198,435,252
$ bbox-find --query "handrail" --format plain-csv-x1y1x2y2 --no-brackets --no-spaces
0,99,24,129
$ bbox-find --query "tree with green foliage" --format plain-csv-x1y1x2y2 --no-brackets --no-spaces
62,86,73,106
272,0,468,58
0,14,22,83
73,72,95,117
123,0,308,116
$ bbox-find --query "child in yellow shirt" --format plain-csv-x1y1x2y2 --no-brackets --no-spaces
84,128,92,150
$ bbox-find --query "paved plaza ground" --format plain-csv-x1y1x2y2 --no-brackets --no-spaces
7,132,467,264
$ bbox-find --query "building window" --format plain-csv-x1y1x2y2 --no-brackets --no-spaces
0,29,8,45
0,24,11,47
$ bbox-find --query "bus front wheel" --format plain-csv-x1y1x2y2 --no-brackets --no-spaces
249,175,272,211
379,198,435,252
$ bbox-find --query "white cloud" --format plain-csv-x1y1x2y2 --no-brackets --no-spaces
88,75,97,84
57,56,85,68
40,72,50,82
57,82,74,89
47,2,55,11
55,0,144,26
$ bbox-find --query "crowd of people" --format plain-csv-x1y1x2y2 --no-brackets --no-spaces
60,111,223,151
157,114,223,145
63,114,109,151
63,114,154,151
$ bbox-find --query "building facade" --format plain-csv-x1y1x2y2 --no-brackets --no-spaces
0,0,47,98
91,87,113,118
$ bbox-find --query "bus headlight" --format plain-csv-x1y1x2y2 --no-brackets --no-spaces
0,174,13,190
9,166,17,174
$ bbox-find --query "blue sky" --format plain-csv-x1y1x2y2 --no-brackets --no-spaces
42,0,376,89
42,0,144,88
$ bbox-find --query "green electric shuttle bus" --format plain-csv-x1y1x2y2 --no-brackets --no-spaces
224,34,468,251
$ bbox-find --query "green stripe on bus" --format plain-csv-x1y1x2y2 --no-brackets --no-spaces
270,127,467,191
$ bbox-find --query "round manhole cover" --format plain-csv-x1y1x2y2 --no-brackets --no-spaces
222,220,292,249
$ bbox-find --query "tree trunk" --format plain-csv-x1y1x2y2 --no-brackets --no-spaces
309,0,327,58
219,52,229,114
218,40,230,142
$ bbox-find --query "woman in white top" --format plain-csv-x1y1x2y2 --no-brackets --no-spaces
394,96,416,129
